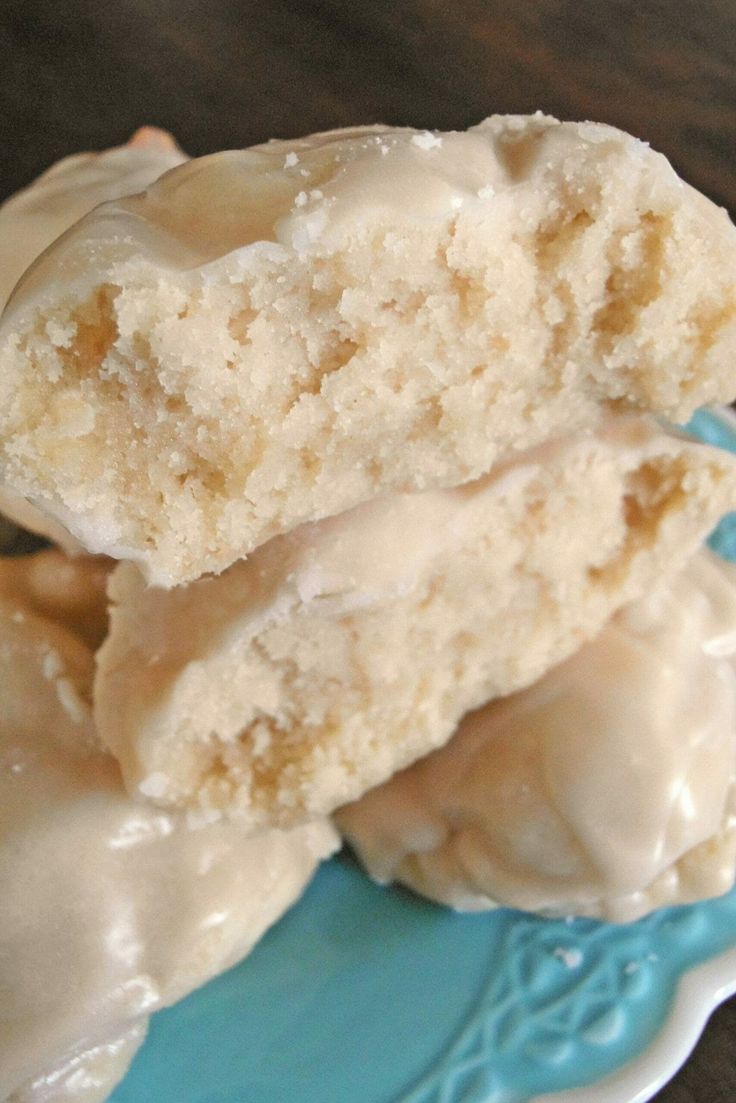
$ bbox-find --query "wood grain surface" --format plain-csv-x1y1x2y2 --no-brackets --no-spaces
0,1,735,1100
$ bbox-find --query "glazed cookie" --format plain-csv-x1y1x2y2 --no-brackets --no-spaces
94,416,736,828
337,550,736,922
2,116,735,583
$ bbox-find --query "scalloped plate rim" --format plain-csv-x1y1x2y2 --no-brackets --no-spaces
533,942,736,1103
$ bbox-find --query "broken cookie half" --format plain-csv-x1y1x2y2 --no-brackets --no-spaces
94,415,736,829
2,115,735,584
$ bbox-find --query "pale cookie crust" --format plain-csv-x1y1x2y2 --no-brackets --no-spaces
337,550,736,923
2,115,735,584
94,416,736,828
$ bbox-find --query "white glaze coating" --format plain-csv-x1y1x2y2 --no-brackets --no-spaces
1,115,712,297
0,554,337,1103
0,127,185,309
338,550,736,921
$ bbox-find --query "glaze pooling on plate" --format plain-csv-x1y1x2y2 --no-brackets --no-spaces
109,407,736,1103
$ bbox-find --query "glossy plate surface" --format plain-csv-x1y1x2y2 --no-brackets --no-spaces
110,407,736,1103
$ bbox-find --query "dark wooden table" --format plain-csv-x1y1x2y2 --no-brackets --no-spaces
0,2,734,1100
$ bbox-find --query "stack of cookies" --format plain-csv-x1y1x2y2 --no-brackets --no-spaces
1,116,735,1102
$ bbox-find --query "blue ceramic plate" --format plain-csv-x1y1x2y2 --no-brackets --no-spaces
110,407,736,1103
